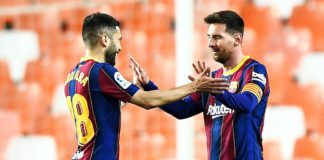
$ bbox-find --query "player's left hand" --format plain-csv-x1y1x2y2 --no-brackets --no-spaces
192,67,229,94
128,53,150,86
188,61,210,81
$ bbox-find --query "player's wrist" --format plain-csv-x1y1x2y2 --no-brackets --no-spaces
143,80,158,91
189,82,198,93
212,90,228,100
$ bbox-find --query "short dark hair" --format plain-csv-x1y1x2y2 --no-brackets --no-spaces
204,10,244,36
82,12,120,48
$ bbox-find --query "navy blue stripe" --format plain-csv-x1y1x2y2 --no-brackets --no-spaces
210,117,223,160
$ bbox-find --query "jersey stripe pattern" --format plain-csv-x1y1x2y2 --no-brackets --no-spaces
203,56,270,160
65,58,139,160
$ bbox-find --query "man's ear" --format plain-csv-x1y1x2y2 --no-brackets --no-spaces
233,33,243,46
101,34,110,47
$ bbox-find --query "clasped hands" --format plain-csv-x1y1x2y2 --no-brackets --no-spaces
128,53,229,94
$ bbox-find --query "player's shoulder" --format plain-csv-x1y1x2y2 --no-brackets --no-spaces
97,62,118,73
246,58,267,71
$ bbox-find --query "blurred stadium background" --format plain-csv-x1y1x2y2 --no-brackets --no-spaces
0,0,324,159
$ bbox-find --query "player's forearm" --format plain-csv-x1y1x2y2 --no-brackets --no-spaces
145,83,196,107
160,97,202,119
142,81,202,118
130,83,196,109
213,91,259,113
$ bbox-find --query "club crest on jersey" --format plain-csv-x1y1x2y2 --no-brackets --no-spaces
252,72,266,85
114,72,131,89
229,81,238,93
206,103,234,119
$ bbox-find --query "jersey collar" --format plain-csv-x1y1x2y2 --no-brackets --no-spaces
223,55,250,76
80,56,95,62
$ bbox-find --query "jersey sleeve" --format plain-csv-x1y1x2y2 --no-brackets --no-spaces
142,80,203,119
241,63,268,103
213,63,269,113
160,93,203,119
98,63,139,103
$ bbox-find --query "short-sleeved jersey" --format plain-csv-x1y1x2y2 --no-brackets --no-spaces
64,57,139,160
190,56,270,160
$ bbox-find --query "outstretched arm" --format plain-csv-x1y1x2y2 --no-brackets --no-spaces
128,54,228,118
129,67,227,109
159,93,203,119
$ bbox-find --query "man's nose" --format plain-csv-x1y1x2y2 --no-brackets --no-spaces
208,39,216,47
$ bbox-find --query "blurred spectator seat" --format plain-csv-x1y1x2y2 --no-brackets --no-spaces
289,3,324,51
295,53,324,89
293,135,324,160
263,105,306,160
253,0,304,18
0,0,29,6
261,51,292,104
50,83,75,160
263,140,284,160
24,57,67,97
0,59,11,85
240,3,281,53
0,110,20,160
15,83,49,134
0,30,39,82
50,115,75,160
51,83,70,116
282,82,324,134
5,135,57,160
0,60,17,110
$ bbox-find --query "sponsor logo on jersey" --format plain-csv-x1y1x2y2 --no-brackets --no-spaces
229,81,238,93
114,72,131,89
206,103,234,119
252,72,266,85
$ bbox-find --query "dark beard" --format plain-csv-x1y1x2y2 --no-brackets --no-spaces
104,43,117,66
214,50,231,64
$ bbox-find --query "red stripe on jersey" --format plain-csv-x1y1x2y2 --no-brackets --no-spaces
259,118,265,151
75,62,98,158
220,113,235,159
98,68,132,102
191,92,201,104
204,70,224,159
64,81,69,96
230,59,252,83
214,64,237,159
243,66,253,85
80,139,95,160
204,113,213,160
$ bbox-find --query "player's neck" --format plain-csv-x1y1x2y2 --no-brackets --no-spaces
222,51,245,73
85,48,105,63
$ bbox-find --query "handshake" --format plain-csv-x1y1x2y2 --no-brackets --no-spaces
128,54,229,94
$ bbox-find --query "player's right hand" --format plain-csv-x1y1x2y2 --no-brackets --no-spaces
192,67,229,94
188,61,210,81
128,53,150,87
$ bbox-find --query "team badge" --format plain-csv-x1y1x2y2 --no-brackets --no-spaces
229,81,238,93
114,72,132,89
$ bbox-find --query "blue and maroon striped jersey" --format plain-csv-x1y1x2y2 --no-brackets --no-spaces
160,56,270,159
65,57,139,160
202,56,270,159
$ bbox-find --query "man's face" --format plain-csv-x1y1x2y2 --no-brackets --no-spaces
207,23,236,64
104,26,122,66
